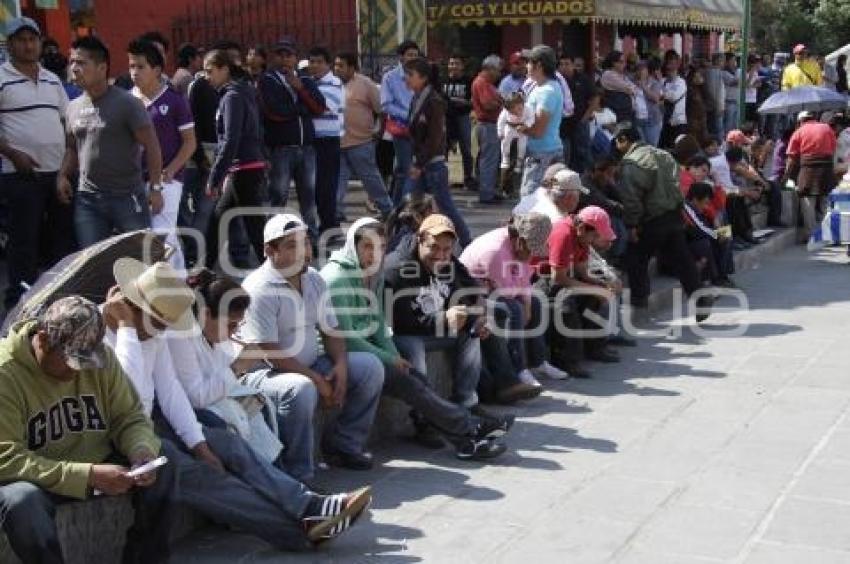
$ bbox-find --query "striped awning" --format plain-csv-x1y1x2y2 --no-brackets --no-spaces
425,0,742,31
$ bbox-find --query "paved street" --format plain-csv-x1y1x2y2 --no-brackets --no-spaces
171,242,850,563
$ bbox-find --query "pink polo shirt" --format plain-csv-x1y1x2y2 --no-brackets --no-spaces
459,227,532,299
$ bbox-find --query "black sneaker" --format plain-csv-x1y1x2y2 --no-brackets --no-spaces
323,447,374,471
455,438,507,460
696,295,714,323
608,334,637,347
565,364,592,379
587,348,620,363
474,414,515,441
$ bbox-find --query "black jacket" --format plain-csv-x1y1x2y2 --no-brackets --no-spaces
209,80,265,189
188,74,219,170
256,69,325,147
384,242,483,336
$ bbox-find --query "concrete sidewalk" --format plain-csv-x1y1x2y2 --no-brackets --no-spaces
170,244,850,563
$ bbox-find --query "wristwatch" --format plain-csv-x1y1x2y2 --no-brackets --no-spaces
150,183,163,193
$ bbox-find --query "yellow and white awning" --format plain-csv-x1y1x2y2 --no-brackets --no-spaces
426,0,742,31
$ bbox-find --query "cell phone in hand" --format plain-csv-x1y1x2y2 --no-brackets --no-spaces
127,456,168,478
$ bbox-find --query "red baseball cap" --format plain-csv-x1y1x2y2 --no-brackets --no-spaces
578,206,616,242
793,44,807,55
726,129,751,146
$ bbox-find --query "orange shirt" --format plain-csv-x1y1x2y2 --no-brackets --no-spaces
787,122,837,158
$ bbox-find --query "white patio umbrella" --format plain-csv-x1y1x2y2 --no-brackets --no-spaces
758,86,849,115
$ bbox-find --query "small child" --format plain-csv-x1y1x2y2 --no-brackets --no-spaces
683,155,727,226
497,92,534,172
683,182,735,287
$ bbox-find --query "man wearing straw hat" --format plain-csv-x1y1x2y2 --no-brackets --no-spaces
102,259,373,553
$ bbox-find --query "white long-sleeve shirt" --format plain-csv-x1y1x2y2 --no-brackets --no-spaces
104,326,205,450
166,332,241,409
662,76,687,126
497,105,535,138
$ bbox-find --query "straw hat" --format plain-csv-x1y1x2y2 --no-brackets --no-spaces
113,258,195,331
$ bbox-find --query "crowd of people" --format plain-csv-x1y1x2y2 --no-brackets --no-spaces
0,13,847,562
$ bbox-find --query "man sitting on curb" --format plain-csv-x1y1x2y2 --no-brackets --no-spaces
321,217,513,459
0,297,371,563
460,213,569,390
0,296,167,562
384,214,490,410
546,206,623,378
240,214,385,471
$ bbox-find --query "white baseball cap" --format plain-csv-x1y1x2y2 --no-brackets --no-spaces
263,213,307,244
552,168,590,195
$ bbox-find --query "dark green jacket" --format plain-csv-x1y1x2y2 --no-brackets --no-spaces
619,142,683,227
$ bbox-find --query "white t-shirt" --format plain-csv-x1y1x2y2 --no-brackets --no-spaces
709,154,740,194
0,62,69,172
512,186,564,223
240,262,338,367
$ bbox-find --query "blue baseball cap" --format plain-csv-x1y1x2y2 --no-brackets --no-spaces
6,17,41,38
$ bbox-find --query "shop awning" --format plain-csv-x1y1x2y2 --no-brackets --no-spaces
425,0,742,31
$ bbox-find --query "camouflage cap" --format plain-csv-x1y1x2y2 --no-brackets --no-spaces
38,296,106,370
512,212,552,258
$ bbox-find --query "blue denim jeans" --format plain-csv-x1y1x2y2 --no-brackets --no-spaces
636,119,663,148
391,136,413,203
177,166,217,267
157,438,315,552
521,149,564,197
312,352,384,456
338,140,393,217
723,101,739,135
267,145,319,239
402,160,471,246
492,295,546,372
450,113,475,183
74,189,151,248
475,121,500,202
240,369,319,482
394,333,481,407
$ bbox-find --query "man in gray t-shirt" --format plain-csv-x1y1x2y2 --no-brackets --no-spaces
58,36,163,248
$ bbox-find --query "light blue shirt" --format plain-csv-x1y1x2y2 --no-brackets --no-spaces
499,74,526,96
380,64,413,124
525,80,563,155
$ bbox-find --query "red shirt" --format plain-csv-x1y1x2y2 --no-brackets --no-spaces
679,169,727,223
472,73,501,123
787,122,837,157
548,216,589,274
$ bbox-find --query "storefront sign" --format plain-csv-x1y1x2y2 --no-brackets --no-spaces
426,0,596,23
